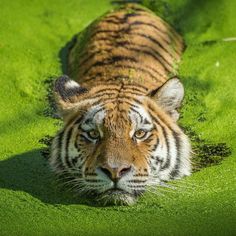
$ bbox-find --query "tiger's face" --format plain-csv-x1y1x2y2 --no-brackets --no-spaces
50,76,191,205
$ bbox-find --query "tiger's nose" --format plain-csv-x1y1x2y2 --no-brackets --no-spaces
99,164,132,181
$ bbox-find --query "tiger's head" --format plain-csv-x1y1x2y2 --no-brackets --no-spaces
49,75,191,205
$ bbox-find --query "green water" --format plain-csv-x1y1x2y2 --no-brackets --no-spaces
0,0,235,235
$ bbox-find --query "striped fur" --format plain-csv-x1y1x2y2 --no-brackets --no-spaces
49,4,191,205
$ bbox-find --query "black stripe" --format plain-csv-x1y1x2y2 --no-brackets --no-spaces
123,12,141,21
75,133,80,150
93,80,149,92
151,154,163,165
129,106,143,122
79,107,105,129
169,131,181,179
78,48,112,67
74,115,84,125
94,20,172,46
160,126,171,171
145,111,180,174
83,71,104,82
82,56,138,75
90,96,141,108
113,64,163,80
130,19,182,54
93,89,144,99
127,185,146,188
118,98,141,107
118,5,146,13
128,179,147,183
85,62,164,82
150,137,160,152
86,74,149,91
118,96,144,106
124,46,172,72
79,134,92,143
91,92,116,99
85,173,97,176
133,173,148,177
125,83,149,92
91,29,177,57
105,10,154,25
104,40,172,72
77,156,87,167
92,107,105,117
103,15,122,22
144,133,155,144
65,127,74,169
83,107,105,125
123,89,145,96
144,118,151,125
90,87,120,94
86,91,145,107
148,111,161,126
124,84,149,92
130,21,170,41
148,110,175,160
105,75,135,82
80,40,172,73
56,131,66,171
83,42,173,76
89,28,129,40
71,154,82,166
102,19,121,24
83,72,104,81
147,104,172,130
105,12,142,23
132,32,177,57
88,98,116,107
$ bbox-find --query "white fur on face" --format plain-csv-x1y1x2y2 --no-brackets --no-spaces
128,104,154,138
80,105,106,133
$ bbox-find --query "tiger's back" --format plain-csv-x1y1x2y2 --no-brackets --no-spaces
68,4,184,91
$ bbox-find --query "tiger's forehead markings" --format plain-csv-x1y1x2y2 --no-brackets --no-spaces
81,105,106,131
128,103,153,131
129,103,152,121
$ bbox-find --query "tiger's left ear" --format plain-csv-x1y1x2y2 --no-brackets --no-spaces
53,75,88,118
149,77,184,121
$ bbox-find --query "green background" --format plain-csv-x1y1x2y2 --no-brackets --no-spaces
0,0,235,235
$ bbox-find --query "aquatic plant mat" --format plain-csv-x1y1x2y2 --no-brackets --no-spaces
0,0,235,235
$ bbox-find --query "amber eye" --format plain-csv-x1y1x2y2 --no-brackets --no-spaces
87,130,100,140
134,129,147,139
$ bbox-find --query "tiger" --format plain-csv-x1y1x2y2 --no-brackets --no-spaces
49,4,191,205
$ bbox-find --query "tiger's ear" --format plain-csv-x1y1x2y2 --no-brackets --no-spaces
53,75,87,117
149,77,184,121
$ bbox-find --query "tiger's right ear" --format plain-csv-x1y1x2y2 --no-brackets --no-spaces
148,77,184,121
53,75,88,117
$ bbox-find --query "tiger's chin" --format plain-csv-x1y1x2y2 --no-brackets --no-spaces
94,188,141,206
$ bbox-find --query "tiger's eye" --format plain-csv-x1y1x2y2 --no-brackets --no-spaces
88,130,100,139
134,130,147,139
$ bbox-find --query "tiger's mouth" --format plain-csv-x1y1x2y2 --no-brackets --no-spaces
103,187,129,195
94,187,144,206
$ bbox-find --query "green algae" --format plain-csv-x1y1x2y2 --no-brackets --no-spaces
0,0,236,235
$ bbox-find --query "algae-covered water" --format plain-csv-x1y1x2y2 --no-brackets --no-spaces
0,0,235,235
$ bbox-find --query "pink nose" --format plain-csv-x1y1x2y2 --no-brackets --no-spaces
99,164,132,181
